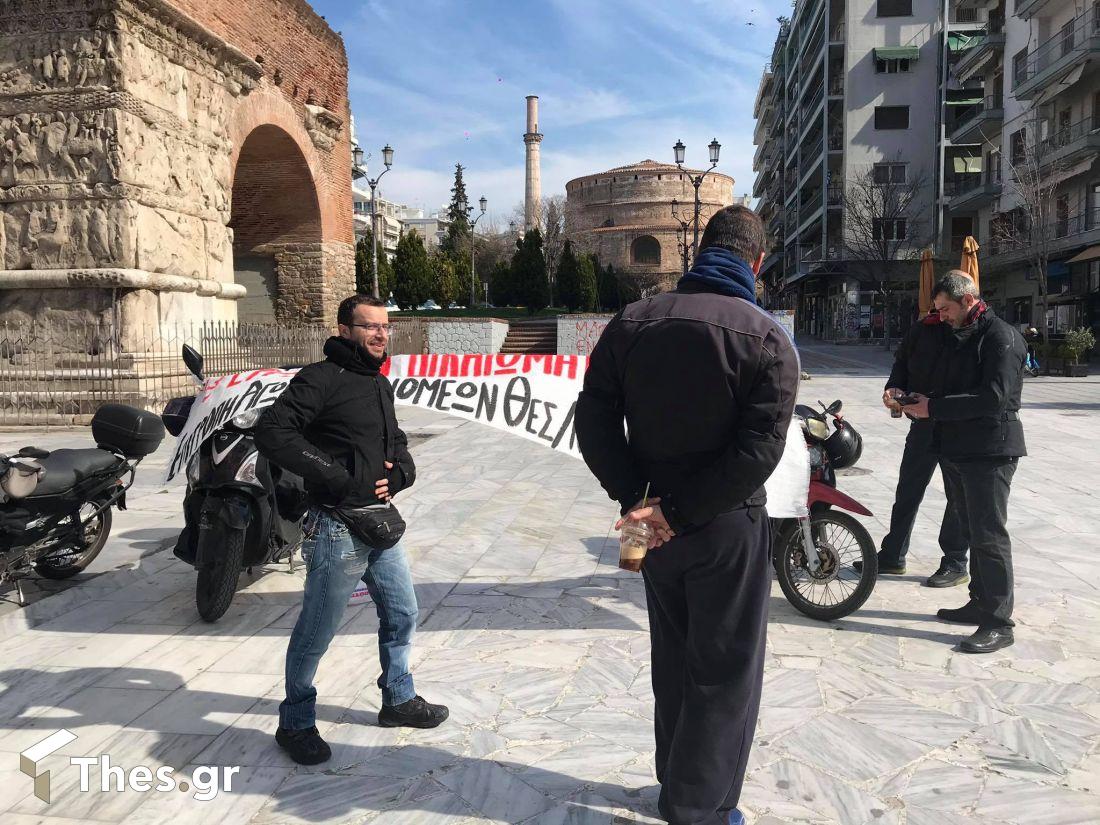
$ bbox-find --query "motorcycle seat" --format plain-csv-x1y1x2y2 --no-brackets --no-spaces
31,448,124,497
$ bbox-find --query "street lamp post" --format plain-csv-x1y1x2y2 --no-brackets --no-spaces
364,144,394,300
464,195,487,307
670,198,694,276
673,138,721,265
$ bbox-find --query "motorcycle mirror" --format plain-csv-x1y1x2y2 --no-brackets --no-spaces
182,345,205,381
826,400,843,415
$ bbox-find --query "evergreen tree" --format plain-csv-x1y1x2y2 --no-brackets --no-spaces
489,259,512,306
578,253,599,312
513,228,550,314
430,251,462,306
555,240,581,311
355,231,395,299
392,230,433,308
441,163,471,258
598,262,621,311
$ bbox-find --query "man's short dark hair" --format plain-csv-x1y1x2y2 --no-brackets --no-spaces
931,271,981,303
698,205,767,263
337,294,386,327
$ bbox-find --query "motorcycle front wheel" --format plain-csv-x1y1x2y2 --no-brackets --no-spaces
35,501,113,580
774,510,877,621
195,527,245,622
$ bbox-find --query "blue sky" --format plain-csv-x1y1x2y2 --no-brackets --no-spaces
311,0,788,225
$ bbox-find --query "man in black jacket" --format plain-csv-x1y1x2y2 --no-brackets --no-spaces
255,295,447,766
906,272,1026,654
576,206,800,825
875,312,969,586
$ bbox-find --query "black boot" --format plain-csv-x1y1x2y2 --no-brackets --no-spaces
936,601,987,624
275,725,332,765
378,695,449,729
854,552,905,575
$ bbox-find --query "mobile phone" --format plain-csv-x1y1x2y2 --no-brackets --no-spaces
896,394,919,406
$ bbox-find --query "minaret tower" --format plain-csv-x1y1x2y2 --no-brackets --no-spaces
523,95,543,232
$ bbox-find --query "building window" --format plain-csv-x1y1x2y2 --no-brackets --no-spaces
631,235,661,265
1013,48,1029,86
873,163,907,184
1010,129,1026,166
874,106,910,129
1061,20,1075,57
877,0,912,16
875,58,912,73
872,218,908,240
1056,194,1070,238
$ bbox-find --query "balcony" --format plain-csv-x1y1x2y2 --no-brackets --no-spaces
826,185,844,207
801,243,824,263
954,24,1006,82
828,76,844,96
801,83,826,122
949,95,1005,145
829,23,845,43
1015,0,1050,20
1014,7,1100,100
1039,116,1100,172
987,208,1100,260
946,174,1002,211
799,194,824,228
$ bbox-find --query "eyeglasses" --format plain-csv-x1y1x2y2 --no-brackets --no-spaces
349,323,392,335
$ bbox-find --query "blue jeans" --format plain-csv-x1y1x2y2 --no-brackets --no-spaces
279,509,418,730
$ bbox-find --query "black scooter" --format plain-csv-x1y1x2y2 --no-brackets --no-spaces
162,346,307,622
0,404,164,602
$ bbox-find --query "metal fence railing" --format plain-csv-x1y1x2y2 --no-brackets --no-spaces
0,317,428,426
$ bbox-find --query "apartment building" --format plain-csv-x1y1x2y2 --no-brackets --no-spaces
946,0,1100,335
755,0,992,340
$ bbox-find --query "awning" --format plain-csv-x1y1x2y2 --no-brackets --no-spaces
946,97,983,106
952,156,983,174
1068,246,1100,265
875,46,919,61
948,33,978,51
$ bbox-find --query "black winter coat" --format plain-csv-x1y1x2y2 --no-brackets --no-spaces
254,337,416,507
575,283,801,535
928,309,1027,460
886,317,952,396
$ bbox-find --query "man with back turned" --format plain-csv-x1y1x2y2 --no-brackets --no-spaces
575,206,800,825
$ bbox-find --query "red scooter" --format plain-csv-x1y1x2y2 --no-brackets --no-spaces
771,400,877,620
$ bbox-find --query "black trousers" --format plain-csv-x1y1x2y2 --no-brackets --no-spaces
642,506,770,825
941,457,1018,627
880,421,968,571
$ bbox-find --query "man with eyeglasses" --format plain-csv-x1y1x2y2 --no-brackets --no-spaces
255,294,448,766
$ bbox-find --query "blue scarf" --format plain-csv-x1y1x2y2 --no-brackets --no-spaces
677,247,758,303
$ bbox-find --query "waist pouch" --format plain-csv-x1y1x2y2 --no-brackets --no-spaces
333,503,406,550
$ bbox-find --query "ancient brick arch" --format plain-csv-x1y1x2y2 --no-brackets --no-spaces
0,0,354,334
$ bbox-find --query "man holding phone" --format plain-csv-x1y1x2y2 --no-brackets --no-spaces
871,306,969,586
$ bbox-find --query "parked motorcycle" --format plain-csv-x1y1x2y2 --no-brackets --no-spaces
0,405,165,600
162,346,307,622
771,400,877,621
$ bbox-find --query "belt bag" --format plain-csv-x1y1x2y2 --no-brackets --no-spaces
334,503,406,550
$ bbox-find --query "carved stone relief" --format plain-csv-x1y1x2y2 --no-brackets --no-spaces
0,198,135,271
0,110,118,188
304,104,342,152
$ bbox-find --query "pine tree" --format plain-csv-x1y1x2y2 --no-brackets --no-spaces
430,251,462,307
513,228,550,314
489,259,512,306
355,231,395,299
555,240,580,311
578,254,599,312
441,163,470,258
393,230,433,308
598,262,621,311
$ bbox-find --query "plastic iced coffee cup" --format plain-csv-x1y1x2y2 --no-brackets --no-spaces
619,520,654,572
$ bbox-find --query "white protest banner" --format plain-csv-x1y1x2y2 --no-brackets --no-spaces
165,368,300,481
166,353,808,518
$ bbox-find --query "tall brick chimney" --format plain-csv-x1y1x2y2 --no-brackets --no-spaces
523,95,543,232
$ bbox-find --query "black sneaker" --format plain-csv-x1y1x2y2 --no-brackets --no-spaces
275,725,331,765
925,567,970,588
854,554,905,575
936,602,987,625
378,695,449,729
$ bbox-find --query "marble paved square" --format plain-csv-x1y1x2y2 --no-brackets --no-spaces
1,342,1098,824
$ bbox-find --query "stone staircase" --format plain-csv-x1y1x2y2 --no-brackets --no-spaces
499,319,558,354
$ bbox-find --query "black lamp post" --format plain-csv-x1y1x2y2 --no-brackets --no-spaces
673,138,721,264
463,195,488,306
670,199,694,276
366,144,394,299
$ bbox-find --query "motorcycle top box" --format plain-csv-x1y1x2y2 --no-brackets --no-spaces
92,404,166,458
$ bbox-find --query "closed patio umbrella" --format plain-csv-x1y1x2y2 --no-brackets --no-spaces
960,236,980,293
918,248,935,316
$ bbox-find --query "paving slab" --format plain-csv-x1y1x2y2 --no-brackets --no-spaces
0,342,1098,823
